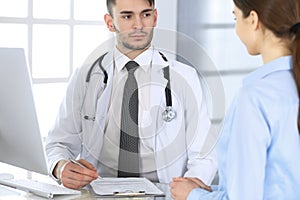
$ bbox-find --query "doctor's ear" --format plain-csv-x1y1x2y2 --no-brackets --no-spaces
104,13,115,32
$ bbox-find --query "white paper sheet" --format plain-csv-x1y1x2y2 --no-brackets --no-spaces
90,177,164,196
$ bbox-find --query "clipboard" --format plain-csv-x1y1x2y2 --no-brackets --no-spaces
90,177,165,197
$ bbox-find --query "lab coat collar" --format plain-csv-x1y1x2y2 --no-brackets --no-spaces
101,51,114,73
96,47,169,89
113,46,168,73
151,48,169,72
243,56,293,86
149,48,169,117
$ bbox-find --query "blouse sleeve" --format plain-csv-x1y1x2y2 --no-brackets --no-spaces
187,88,271,200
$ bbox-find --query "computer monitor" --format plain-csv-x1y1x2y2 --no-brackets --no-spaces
0,48,48,175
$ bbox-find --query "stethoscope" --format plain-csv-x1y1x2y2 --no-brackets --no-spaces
82,51,176,122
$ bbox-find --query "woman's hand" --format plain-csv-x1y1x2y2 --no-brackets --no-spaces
169,177,212,200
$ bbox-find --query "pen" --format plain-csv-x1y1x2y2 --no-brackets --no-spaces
69,158,102,179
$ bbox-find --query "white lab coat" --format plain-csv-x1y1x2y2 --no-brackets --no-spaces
46,49,217,184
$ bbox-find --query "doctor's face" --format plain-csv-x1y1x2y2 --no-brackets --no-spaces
105,0,157,54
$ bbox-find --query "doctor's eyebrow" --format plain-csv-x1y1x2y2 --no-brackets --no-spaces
119,9,154,15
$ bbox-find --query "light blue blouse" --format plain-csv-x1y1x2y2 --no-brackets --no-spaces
188,56,300,200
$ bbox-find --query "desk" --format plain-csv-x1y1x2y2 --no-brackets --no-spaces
0,183,171,200
0,171,172,200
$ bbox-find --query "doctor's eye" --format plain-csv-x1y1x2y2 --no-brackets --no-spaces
143,12,152,18
121,14,132,20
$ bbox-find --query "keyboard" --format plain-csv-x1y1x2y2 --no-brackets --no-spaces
0,178,81,198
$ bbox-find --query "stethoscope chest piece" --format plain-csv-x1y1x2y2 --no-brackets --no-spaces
162,106,176,122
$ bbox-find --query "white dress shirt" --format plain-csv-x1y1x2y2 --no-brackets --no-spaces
100,47,159,181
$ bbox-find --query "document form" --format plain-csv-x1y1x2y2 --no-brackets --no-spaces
90,177,164,196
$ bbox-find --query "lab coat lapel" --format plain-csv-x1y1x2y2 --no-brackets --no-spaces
95,51,114,122
82,51,114,159
149,64,167,164
150,52,168,111
150,66,167,108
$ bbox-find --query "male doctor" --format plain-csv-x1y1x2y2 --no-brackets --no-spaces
46,0,217,189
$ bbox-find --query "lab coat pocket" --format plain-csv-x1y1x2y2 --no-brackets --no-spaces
155,99,184,151
81,117,104,160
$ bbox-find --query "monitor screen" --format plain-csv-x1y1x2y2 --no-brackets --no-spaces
0,48,48,175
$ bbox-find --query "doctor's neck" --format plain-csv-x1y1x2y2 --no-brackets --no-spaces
116,45,151,60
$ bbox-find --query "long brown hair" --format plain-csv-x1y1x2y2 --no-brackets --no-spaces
233,0,300,131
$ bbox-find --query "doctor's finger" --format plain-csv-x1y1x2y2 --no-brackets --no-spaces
62,176,90,189
77,159,97,171
61,169,94,188
67,162,98,178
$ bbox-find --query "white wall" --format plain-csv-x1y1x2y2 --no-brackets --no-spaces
177,0,262,120
155,0,178,31
152,0,178,59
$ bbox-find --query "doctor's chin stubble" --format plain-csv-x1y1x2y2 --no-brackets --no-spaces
72,28,225,174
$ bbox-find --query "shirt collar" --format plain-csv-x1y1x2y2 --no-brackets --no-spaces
243,56,293,86
113,46,155,73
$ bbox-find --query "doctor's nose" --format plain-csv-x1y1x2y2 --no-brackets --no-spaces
133,16,143,29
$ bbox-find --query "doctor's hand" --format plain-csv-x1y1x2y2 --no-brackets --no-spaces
54,159,98,189
169,177,212,200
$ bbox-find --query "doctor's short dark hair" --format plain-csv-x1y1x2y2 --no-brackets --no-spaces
106,0,155,16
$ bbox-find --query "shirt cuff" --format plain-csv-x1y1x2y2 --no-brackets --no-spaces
49,159,69,185
187,186,223,200
187,188,210,200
